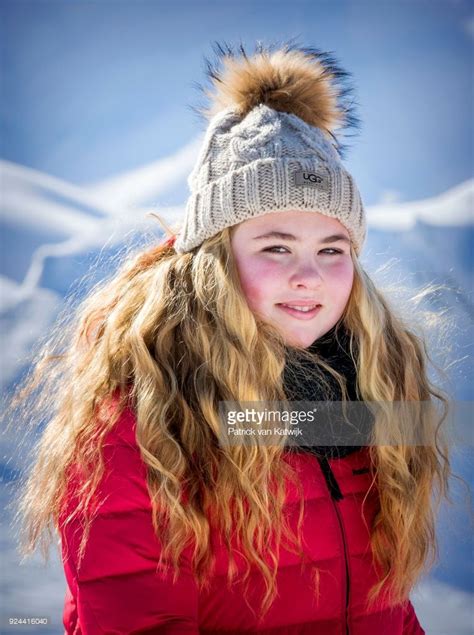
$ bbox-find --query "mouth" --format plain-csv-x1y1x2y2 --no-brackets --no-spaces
276,303,322,320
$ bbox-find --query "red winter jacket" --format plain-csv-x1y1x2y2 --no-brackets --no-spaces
59,403,425,634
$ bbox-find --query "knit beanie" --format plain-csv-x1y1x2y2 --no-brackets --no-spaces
173,43,366,255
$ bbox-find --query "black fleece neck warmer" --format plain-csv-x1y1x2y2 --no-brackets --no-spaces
284,323,359,404
283,324,374,500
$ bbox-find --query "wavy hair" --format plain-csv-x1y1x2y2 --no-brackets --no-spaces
7,223,456,619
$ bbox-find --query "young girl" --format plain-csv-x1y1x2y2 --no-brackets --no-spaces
13,42,452,634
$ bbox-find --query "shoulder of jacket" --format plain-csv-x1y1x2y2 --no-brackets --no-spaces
101,388,138,449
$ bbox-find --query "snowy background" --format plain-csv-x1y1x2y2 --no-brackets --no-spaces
1,1,473,633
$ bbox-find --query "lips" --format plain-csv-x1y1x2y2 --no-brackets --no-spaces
276,302,322,320
279,303,319,312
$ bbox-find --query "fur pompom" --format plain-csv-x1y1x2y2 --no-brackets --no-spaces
192,41,361,154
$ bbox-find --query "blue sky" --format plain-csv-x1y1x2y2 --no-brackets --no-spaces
1,0,473,207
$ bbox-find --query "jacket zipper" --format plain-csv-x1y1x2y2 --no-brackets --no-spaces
331,496,350,635
317,456,350,635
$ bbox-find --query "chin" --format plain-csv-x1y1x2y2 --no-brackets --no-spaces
282,331,318,349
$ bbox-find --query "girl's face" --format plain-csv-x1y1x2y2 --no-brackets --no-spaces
230,211,354,348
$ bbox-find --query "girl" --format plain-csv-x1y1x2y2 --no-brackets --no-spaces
12,42,452,634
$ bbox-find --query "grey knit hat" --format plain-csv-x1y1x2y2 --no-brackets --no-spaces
174,43,366,256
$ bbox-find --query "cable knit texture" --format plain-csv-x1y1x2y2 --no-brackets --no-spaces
174,104,366,255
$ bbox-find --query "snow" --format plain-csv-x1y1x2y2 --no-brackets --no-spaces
0,276,61,386
367,179,474,230
87,135,202,209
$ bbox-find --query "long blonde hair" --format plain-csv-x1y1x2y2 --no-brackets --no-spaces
7,224,455,618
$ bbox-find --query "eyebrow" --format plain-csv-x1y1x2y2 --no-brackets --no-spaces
253,231,351,244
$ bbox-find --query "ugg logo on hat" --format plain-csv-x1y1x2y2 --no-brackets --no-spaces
293,171,329,190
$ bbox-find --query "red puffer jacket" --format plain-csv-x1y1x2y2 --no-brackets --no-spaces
59,403,425,634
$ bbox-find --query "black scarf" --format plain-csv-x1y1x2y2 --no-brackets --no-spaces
283,324,373,500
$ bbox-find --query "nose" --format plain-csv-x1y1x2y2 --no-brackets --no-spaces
289,260,323,290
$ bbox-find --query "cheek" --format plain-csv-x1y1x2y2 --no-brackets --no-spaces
235,257,281,309
326,259,354,301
